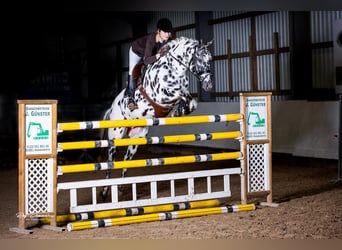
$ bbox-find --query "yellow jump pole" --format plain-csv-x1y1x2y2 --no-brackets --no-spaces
58,114,243,132
41,199,219,224
58,151,242,175
58,131,242,151
66,204,256,231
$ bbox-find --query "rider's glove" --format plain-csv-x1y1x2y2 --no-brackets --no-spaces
158,45,170,57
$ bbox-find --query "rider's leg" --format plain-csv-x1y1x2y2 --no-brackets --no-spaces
124,75,137,111
125,47,141,111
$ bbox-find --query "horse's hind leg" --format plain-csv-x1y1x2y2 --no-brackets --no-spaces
122,144,139,176
115,144,138,193
101,144,116,199
120,126,149,183
101,126,125,199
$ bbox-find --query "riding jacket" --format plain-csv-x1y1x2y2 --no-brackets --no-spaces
131,32,167,65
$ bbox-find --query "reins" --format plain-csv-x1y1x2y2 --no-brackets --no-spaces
168,50,202,81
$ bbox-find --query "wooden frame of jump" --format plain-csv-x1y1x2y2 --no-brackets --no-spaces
14,100,58,234
12,92,272,234
240,92,273,205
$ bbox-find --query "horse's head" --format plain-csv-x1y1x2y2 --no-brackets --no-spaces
191,39,213,91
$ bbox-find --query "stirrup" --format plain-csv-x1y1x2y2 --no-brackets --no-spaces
127,97,138,111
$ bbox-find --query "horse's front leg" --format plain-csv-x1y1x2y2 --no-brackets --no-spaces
185,94,198,114
172,94,197,117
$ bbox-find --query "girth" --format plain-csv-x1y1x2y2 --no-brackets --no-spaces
132,62,172,118
137,84,171,118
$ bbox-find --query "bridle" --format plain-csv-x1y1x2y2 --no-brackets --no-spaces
168,47,208,82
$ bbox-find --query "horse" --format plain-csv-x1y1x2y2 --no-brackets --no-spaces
101,36,213,198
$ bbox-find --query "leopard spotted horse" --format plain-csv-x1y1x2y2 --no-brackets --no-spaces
101,36,213,198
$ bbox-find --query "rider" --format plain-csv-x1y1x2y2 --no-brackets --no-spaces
125,18,173,111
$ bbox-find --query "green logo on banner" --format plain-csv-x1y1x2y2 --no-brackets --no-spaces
247,112,265,127
27,122,49,140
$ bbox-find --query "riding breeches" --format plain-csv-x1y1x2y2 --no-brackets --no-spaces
129,47,141,76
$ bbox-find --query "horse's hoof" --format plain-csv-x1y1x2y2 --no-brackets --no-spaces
101,189,108,200
118,185,125,193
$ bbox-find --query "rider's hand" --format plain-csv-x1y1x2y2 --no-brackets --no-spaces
158,45,170,57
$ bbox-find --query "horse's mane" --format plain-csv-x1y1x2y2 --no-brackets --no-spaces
167,36,198,50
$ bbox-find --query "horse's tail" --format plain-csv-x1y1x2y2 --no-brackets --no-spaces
98,107,112,161
103,106,112,120
100,106,112,140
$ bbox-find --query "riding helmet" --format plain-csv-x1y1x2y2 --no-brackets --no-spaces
157,18,173,32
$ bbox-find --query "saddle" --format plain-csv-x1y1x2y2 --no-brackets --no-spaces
132,62,145,85
132,62,171,118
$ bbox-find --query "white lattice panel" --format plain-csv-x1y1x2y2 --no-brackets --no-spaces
25,158,54,215
247,144,270,192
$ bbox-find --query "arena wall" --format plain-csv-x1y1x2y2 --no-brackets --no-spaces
149,100,340,160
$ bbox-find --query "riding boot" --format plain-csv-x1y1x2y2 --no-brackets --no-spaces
124,75,138,111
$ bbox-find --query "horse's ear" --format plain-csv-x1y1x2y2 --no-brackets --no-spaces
206,39,214,47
